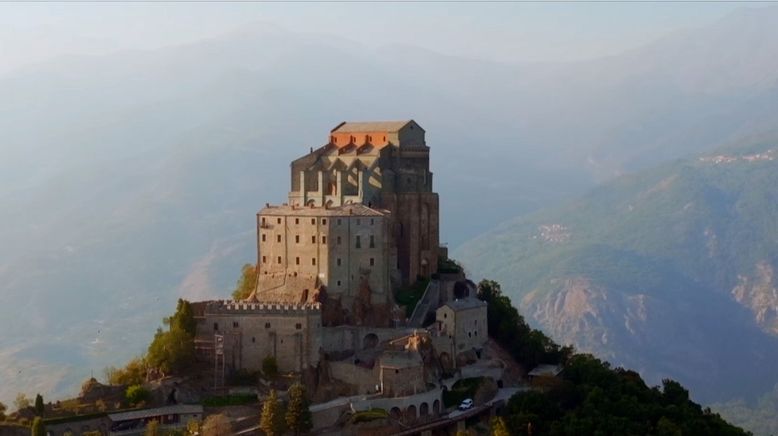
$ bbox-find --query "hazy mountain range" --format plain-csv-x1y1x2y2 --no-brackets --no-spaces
2,5,778,408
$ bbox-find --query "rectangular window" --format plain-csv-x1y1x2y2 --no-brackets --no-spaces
295,235,300,243
370,258,375,266
233,321,239,328
337,236,342,245
277,234,281,243
262,234,266,242
337,258,342,266
337,219,342,225
277,218,281,224
296,257,300,265
312,235,316,244
277,256,282,264
369,235,375,248
312,258,316,266
295,323,302,330
355,235,361,248
356,218,361,225
322,236,327,244
370,218,374,225
337,280,342,286
262,256,266,264
322,219,327,225
261,217,266,225
311,218,316,225
213,322,219,331
265,322,271,329
295,218,300,225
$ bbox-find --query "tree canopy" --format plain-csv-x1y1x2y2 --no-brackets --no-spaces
147,299,196,374
260,390,285,436
285,383,312,435
232,264,257,300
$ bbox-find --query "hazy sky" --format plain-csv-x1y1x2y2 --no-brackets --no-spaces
0,2,755,75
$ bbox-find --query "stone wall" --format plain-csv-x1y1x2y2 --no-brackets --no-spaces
196,301,322,373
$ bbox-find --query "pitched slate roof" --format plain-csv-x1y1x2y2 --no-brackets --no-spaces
331,121,415,133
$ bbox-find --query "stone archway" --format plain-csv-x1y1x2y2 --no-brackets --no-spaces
433,399,441,415
390,407,402,420
362,333,379,349
419,402,429,417
406,404,417,422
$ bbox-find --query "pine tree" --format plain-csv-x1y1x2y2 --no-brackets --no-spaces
30,417,45,436
285,383,312,435
260,390,284,436
33,394,44,417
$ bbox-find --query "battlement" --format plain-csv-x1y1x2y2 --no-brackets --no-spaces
204,300,322,315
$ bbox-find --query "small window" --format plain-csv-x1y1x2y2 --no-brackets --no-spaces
261,217,266,225
395,369,399,374
337,236,342,245
312,235,316,244
337,280,342,286
356,218,361,225
369,235,375,248
277,256,282,264
322,219,327,225
337,219,342,225
213,322,219,331
468,332,472,338
252,337,256,343
296,257,300,265
295,323,302,330
370,258,375,266
265,322,271,329
277,234,281,243
233,321,239,328
277,218,281,224
311,218,316,225
355,236,361,248
322,236,327,244
312,258,316,266
295,235,300,243
337,258,342,266
370,218,374,225
295,218,300,225
262,234,266,242
444,313,447,319
262,256,267,264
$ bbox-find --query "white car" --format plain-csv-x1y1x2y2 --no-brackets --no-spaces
458,398,474,410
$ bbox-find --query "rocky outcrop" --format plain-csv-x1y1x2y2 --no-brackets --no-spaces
732,261,778,335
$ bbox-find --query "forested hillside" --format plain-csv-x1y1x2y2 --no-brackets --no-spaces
457,134,778,409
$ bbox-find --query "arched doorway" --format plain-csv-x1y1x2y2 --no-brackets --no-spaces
389,407,401,420
362,333,379,349
419,402,429,417
433,399,441,415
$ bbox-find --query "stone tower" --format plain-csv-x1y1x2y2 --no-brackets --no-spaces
287,120,439,286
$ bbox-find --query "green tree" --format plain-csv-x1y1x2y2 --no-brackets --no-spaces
232,264,258,300
262,356,279,378
15,393,30,411
105,357,148,385
33,394,44,417
260,390,284,436
147,299,196,374
30,417,45,436
490,416,510,436
201,414,231,436
144,419,160,436
0,401,7,421
126,385,151,406
285,383,312,435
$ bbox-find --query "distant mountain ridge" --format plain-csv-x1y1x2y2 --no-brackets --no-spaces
455,133,778,404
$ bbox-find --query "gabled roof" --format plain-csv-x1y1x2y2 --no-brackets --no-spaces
440,298,487,311
331,120,419,133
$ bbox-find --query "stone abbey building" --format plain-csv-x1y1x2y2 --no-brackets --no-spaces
195,121,489,411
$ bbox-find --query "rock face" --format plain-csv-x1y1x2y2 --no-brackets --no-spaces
456,137,778,403
732,261,778,335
